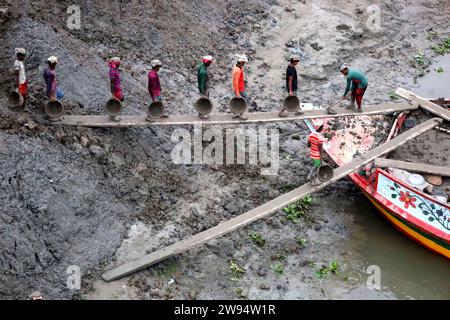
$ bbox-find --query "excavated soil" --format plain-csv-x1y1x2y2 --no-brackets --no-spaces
0,0,449,300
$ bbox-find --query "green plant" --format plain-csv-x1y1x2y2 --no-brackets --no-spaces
283,154,293,161
272,262,284,276
282,197,314,224
314,260,344,279
250,232,266,247
302,195,313,206
388,91,399,100
296,237,307,247
431,38,450,55
230,261,246,278
436,67,444,73
413,52,427,66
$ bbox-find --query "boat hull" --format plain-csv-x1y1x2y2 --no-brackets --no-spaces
361,189,450,258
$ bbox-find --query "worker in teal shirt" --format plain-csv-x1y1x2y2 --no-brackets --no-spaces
340,65,369,112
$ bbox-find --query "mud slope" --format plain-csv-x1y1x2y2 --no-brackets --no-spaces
0,0,449,299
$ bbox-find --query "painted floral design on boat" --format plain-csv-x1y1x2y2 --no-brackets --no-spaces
389,181,449,231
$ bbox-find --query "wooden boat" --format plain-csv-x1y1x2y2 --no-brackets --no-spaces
305,104,450,259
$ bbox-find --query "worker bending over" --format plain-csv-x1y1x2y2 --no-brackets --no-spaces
340,64,368,112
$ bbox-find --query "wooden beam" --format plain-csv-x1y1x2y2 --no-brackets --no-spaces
57,102,416,128
101,118,442,282
396,88,450,122
375,158,450,177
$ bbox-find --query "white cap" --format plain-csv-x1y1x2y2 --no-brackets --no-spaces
110,57,121,62
203,55,213,63
151,59,162,68
48,56,58,64
290,55,300,61
339,64,349,72
15,48,26,55
236,54,248,63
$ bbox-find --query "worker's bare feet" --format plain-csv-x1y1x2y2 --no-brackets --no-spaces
110,115,121,122
310,177,322,186
357,108,363,113
295,109,304,115
239,114,248,121
232,114,240,119
199,114,209,120
145,116,155,122
279,110,289,118
161,113,169,118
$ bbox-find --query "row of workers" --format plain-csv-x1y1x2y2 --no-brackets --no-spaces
13,48,369,120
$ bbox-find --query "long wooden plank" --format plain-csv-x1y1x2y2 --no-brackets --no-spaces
396,88,450,122
375,158,450,177
102,118,442,282
57,102,416,128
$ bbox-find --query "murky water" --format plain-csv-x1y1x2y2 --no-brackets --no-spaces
345,197,450,300
415,55,450,98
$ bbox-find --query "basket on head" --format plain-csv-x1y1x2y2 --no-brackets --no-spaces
194,97,213,115
318,164,334,182
284,95,300,112
148,101,165,118
45,100,64,119
104,98,123,116
8,91,24,109
229,97,247,114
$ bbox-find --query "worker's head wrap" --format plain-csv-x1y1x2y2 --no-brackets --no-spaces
151,59,162,68
339,64,349,72
236,54,248,63
47,56,58,64
202,55,213,64
15,48,26,55
108,57,121,68
290,55,300,62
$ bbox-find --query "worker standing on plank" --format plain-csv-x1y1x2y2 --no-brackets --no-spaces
198,55,213,96
14,48,28,109
109,57,124,102
148,59,168,120
279,55,304,117
232,54,258,120
307,125,327,186
43,56,59,101
340,64,368,112
148,59,163,102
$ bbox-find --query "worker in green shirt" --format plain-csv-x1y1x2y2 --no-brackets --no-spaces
198,55,213,96
340,65,369,112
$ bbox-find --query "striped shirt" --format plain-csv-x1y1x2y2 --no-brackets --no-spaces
308,132,326,160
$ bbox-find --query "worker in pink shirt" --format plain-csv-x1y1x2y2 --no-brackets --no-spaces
147,59,168,120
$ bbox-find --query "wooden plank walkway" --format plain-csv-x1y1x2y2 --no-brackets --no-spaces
396,88,450,122
57,102,416,128
101,117,442,282
375,158,450,177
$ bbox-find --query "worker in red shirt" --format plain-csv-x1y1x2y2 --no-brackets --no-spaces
307,125,327,185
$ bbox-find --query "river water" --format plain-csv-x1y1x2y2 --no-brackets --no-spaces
343,55,450,300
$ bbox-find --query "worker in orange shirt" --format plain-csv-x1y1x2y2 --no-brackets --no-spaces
232,54,257,120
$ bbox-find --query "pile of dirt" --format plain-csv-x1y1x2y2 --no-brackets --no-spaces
0,0,449,300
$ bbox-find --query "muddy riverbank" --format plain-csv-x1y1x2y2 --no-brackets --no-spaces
0,0,449,299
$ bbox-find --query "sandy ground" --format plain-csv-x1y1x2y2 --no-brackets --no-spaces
0,0,449,299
